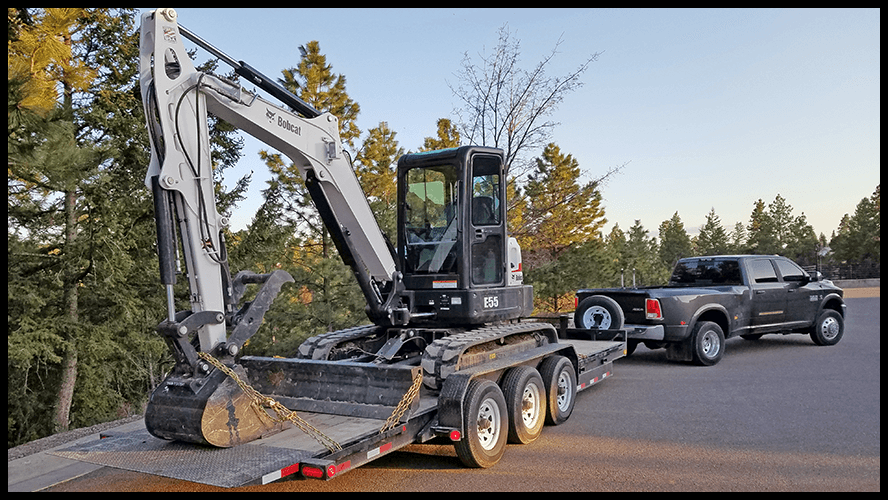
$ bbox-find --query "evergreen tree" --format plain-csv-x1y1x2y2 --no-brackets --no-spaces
830,184,881,266
746,198,778,254
521,144,606,312
419,118,461,152
624,220,668,286
658,212,693,269
602,224,628,287
354,122,404,241
696,208,731,256
260,40,368,336
8,8,172,442
279,41,360,149
728,222,747,254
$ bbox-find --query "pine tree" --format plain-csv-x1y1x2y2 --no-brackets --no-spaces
355,122,404,241
696,208,731,256
658,212,693,269
419,118,461,152
8,9,177,442
266,40,368,334
521,144,606,312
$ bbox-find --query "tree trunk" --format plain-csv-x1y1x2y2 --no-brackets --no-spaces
52,188,79,433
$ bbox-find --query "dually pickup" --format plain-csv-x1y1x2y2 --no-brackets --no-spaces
574,255,846,365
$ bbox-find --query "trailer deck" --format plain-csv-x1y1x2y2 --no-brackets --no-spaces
50,335,624,488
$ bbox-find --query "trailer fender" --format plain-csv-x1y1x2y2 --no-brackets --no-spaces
435,371,475,439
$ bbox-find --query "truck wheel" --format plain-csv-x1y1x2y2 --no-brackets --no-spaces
574,295,625,330
690,321,725,366
454,379,508,468
539,356,577,425
810,310,844,346
501,366,545,444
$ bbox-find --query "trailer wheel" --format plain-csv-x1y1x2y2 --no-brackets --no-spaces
454,379,508,468
539,356,577,425
810,310,844,346
690,321,724,366
574,295,625,330
501,366,545,444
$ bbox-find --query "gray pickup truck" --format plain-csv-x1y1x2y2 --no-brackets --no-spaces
574,255,846,366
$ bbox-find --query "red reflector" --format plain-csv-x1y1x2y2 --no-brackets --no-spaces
645,298,662,319
302,466,325,479
281,463,300,478
449,430,462,442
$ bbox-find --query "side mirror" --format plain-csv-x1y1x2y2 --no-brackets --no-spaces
808,271,823,282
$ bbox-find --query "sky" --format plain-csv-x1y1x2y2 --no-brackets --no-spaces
141,8,880,239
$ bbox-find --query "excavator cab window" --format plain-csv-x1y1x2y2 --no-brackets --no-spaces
403,164,460,275
470,155,504,285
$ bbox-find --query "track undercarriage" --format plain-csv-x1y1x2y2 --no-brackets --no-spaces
145,320,559,448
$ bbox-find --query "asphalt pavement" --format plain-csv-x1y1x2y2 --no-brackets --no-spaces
9,293,880,492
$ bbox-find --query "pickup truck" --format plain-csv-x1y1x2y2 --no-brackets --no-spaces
574,255,846,366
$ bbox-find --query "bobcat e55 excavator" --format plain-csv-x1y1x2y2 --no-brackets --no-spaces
134,8,624,477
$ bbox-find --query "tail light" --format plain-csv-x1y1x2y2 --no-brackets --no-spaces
645,298,662,320
301,465,325,479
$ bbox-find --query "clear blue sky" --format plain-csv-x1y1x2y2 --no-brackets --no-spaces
144,8,880,239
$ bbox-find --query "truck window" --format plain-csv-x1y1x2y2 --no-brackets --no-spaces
669,259,742,286
748,259,778,283
775,258,807,282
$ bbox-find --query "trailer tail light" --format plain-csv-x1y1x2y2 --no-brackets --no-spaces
645,298,662,320
301,465,325,479
449,430,462,442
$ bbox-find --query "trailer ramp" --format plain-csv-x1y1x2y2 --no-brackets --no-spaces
51,411,390,488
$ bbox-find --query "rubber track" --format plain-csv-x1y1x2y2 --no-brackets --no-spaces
295,324,383,360
421,322,558,390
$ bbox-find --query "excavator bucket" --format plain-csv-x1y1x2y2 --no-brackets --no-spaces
145,364,288,448
144,355,422,449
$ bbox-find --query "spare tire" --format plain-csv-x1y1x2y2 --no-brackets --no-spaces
574,295,625,330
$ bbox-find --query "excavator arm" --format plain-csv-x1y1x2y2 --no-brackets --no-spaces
140,8,403,358
138,8,410,446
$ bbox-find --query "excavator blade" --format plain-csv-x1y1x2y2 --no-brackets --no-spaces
145,365,287,448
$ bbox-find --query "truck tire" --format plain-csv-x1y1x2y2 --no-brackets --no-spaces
539,356,577,425
690,321,724,366
574,295,625,330
501,366,545,444
810,310,844,346
454,379,508,468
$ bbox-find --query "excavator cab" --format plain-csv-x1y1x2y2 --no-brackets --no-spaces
396,146,533,325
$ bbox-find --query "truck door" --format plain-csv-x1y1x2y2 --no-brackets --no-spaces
774,258,818,327
747,258,786,329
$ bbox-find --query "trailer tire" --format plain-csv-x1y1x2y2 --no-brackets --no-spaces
539,356,577,425
454,379,508,468
575,295,625,330
810,309,844,346
501,366,545,444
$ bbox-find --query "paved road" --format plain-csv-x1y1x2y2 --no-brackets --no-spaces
13,296,879,492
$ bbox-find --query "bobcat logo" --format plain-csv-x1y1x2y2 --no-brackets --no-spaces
266,108,276,124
